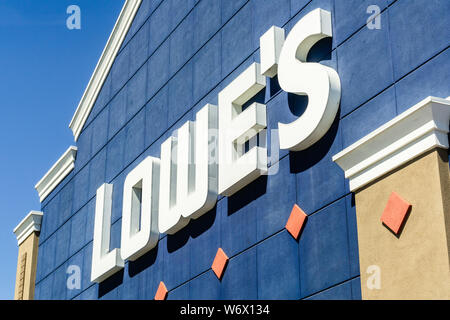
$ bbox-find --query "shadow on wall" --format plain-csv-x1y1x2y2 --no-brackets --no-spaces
289,110,340,174
166,204,218,253
228,175,268,216
98,269,124,298
97,204,219,298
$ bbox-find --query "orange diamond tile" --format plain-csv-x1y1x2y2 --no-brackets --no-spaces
211,248,229,280
285,204,308,240
154,281,168,300
381,192,411,235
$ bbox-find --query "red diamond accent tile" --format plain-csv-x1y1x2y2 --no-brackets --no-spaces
381,192,411,235
212,248,229,280
285,204,308,240
154,281,168,300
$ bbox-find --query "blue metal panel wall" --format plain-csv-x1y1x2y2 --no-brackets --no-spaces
34,0,450,300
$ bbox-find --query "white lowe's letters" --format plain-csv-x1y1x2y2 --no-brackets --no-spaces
91,7,341,283
260,26,285,78
91,184,124,283
218,62,267,196
120,156,160,261
277,8,341,151
159,104,218,234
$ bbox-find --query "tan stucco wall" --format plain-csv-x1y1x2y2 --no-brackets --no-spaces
355,149,450,299
14,232,39,300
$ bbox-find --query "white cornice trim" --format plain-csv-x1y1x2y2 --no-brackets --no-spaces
69,0,142,141
13,211,43,246
35,146,77,202
333,96,450,192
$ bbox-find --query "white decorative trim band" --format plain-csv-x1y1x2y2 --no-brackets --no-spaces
13,211,43,246
333,96,450,192
69,0,142,141
35,146,77,202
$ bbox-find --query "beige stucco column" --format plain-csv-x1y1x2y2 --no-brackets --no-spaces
13,211,43,300
333,96,450,299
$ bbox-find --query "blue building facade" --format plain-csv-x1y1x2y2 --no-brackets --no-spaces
33,0,450,300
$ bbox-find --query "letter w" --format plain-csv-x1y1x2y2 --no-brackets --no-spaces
158,104,218,234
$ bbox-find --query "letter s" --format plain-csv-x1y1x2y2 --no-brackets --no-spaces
277,8,341,151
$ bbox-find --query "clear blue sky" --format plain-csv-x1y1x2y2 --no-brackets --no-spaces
0,0,125,299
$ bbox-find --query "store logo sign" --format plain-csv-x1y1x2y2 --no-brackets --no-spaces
91,8,341,283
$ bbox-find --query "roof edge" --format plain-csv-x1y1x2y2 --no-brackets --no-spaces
35,146,78,202
13,211,43,246
333,96,450,192
69,0,142,141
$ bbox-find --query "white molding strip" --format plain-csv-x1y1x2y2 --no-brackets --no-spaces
333,96,450,192
69,0,142,141
35,146,78,202
13,211,43,246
